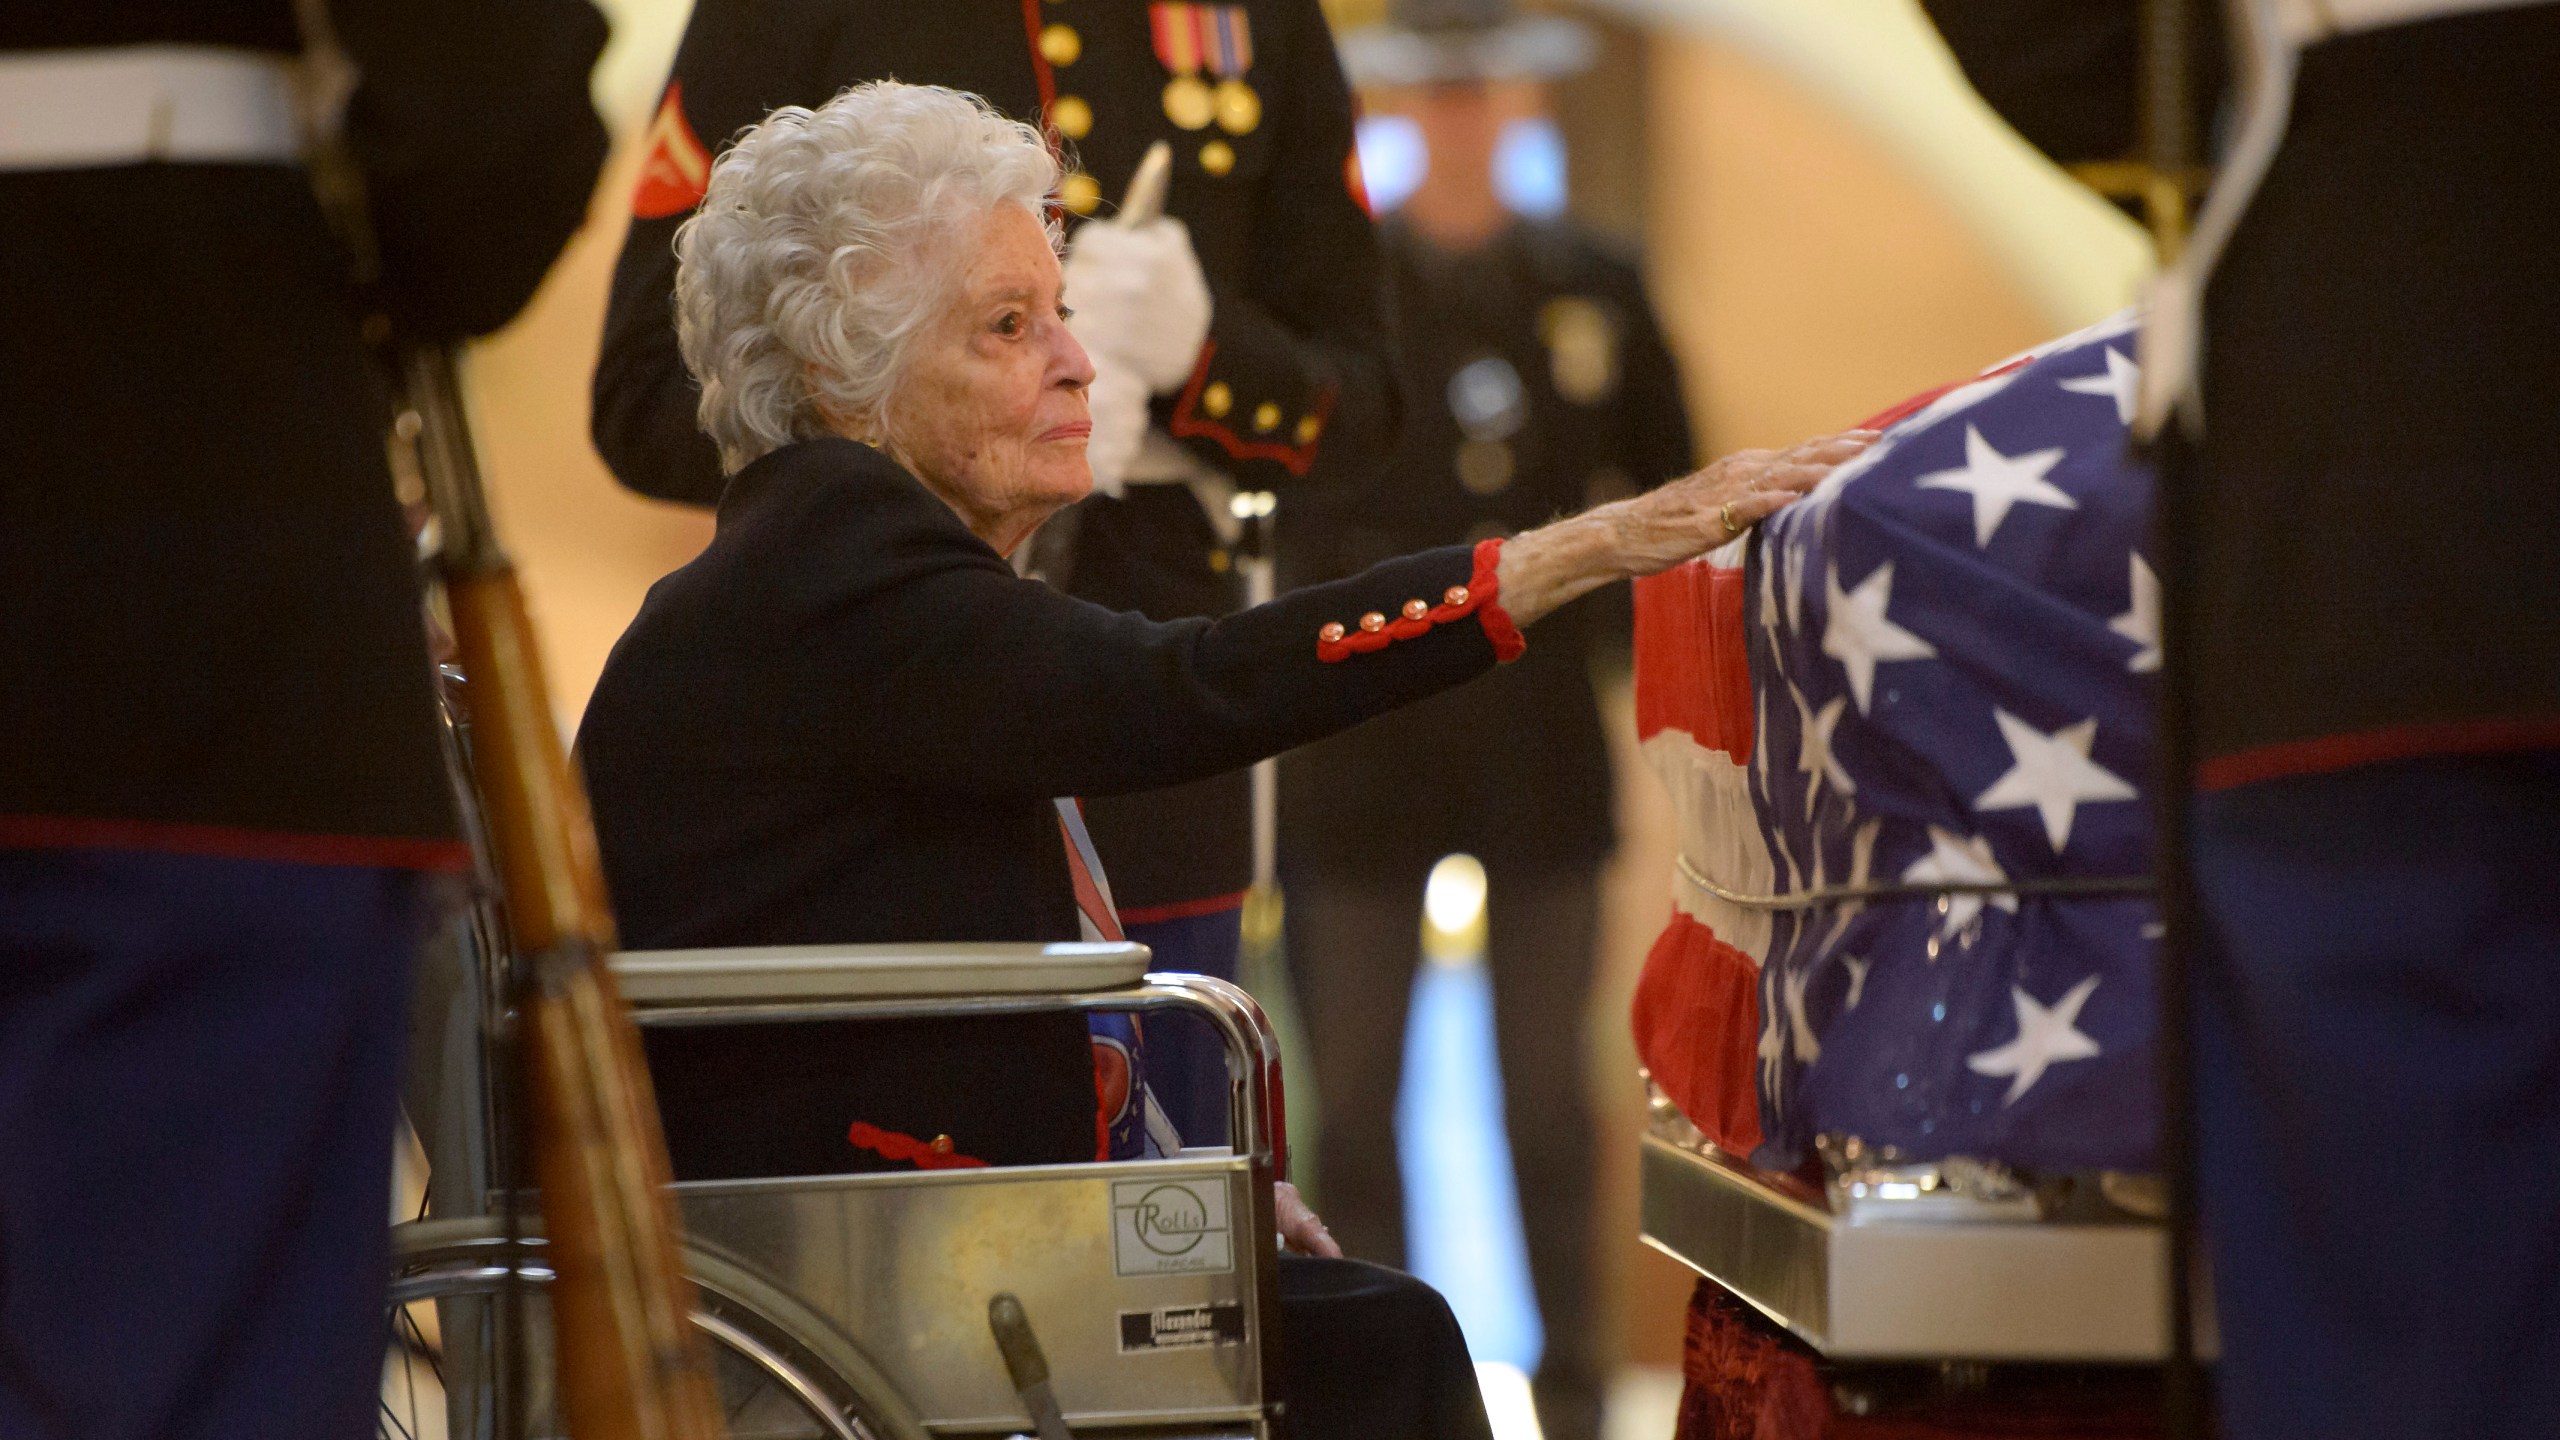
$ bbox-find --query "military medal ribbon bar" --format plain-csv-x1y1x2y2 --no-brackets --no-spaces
1151,3,1259,136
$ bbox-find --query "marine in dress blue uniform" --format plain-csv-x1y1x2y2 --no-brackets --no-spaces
1944,3,2560,1433
0,3,607,1435
2153,4,2560,1436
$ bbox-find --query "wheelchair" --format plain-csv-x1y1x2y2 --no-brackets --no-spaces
385,936,1292,1440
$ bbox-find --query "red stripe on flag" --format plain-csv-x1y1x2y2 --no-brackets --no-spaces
1630,910,1765,1156
1632,559,1754,758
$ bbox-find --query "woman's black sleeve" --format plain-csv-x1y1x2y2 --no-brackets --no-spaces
812,502,1502,799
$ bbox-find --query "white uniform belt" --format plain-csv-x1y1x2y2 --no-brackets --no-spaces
2278,0,2555,45
0,46,303,172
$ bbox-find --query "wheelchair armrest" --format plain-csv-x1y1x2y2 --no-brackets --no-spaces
609,941,1154,1006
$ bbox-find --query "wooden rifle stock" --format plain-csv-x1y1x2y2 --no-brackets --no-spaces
403,347,726,1440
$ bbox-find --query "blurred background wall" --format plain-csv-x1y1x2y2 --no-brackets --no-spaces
459,0,2148,1410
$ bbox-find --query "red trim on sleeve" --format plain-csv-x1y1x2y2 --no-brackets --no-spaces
1313,538,1523,664
2195,715,2560,792
0,813,472,872
1167,341,1331,476
1470,538,1526,663
1117,889,1250,926
846,1121,990,1171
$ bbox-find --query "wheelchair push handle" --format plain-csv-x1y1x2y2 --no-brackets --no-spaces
988,1293,1075,1440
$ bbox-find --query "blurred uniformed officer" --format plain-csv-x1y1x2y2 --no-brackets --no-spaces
1279,6,1693,1438
593,0,1399,1140
0,3,607,1435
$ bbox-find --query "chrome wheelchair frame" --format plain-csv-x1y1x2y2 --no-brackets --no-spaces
389,934,1292,1440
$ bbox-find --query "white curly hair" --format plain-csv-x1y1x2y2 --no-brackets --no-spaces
673,82,1063,473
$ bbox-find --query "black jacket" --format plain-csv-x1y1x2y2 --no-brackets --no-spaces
0,2,608,864
1281,219,1693,870
590,0,1397,909
578,438,1502,950
578,439,1503,1173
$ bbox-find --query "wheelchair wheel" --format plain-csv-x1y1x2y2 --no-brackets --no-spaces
379,1218,931,1440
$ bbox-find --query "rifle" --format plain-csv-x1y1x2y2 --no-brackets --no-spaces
284,5,726,1428
401,347,726,1440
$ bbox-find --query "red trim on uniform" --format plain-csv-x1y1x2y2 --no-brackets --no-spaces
632,82,713,219
1342,94,1377,216
1313,540,1517,663
1167,341,1331,476
846,1121,990,1171
1020,0,1058,122
0,813,473,872
1470,538,1527,663
1853,354,2034,433
1117,889,1250,926
2195,715,2560,792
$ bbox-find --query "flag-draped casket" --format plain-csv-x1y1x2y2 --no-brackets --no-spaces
1631,313,2163,1173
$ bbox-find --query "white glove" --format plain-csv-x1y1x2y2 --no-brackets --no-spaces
1064,216,1214,394
1082,349,1150,498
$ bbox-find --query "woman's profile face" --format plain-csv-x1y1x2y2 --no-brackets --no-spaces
884,204,1096,556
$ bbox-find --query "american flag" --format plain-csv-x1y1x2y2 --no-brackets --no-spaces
1632,311,2160,1174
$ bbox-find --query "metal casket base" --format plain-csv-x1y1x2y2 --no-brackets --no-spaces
1639,1134,2176,1362
678,1157,1270,1436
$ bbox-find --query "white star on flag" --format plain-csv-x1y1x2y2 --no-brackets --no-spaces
1783,540,1808,637
1752,688,1772,789
2111,552,2161,673
1823,560,1937,714
1901,825,2018,940
1966,975,2104,1105
1757,970,1789,1093
1783,965,1823,1063
1973,709,2139,853
2059,346,2142,425
1759,538,1783,634
1794,686,1855,810
1841,954,1872,1011
1822,817,1883,954
1916,425,2076,547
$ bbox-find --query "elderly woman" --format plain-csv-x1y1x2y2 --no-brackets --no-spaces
578,80,1861,1438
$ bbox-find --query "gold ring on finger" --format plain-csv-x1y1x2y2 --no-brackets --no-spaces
1720,499,1743,537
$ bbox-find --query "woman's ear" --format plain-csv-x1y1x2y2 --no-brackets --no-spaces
808,368,884,446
